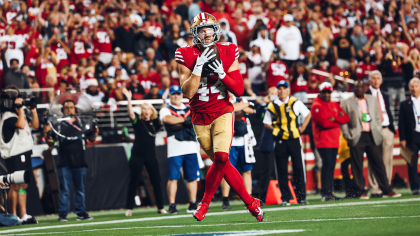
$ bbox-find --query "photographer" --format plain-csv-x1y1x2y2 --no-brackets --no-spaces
44,99,98,222
0,85,38,224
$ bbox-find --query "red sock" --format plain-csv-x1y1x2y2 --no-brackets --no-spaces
201,152,230,205
224,163,254,206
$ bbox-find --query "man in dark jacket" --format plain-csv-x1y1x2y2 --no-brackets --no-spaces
311,82,349,201
399,78,420,196
1,49,29,89
114,16,136,61
255,87,277,204
365,71,396,197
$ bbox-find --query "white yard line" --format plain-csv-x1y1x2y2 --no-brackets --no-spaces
1,198,419,234
5,215,420,235
6,216,420,235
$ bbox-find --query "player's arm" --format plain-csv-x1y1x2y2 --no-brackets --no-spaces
179,47,216,99
233,103,253,114
162,114,185,125
122,87,135,120
209,59,245,97
179,64,201,99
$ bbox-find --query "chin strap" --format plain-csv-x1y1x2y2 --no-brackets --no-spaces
202,42,215,47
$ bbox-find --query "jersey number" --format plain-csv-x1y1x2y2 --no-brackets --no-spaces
271,63,286,76
8,41,16,50
96,32,110,43
74,42,85,54
56,48,68,60
197,77,226,102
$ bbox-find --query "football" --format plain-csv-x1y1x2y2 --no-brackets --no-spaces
199,44,221,75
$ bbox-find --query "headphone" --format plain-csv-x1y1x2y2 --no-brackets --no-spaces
61,99,79,115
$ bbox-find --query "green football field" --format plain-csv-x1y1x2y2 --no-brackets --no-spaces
2,190,419,236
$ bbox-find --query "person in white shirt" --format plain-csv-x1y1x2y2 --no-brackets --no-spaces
83,79,105,109
276,14,303,69
247,42,265,95
366,71,396,197
106,56,128,78
399,78,420,196
250,27,275,63
0,26,25,68
159,85,203,214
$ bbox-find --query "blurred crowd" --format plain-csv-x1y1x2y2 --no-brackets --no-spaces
0,0,419,108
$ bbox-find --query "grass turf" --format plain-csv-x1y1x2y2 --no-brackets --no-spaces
2,190,419,236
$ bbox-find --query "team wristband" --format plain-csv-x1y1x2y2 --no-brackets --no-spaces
192,67,202,76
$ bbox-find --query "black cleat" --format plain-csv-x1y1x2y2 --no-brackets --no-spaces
168,204,180,214
187,202,197,213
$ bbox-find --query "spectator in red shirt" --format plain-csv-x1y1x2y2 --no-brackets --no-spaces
290,62,310,103
307,75,320,94
311,82,349,201
356,54,378,83
48,33,71,75
199,0,215,15
15,16,33,41
231,9,250,50
212,1,235,29
137,62,161,92
263,49,288,88
69,26,93,66
93,16,115,65
33,40,59,87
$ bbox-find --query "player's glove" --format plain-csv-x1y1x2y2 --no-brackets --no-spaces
193,47,216,76
208,60,226,80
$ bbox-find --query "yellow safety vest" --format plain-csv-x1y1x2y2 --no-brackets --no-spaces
267,96,300,140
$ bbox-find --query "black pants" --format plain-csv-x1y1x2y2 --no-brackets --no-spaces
341,158,358,197
282,59,298,69
126,153,164,210
318,148,338,197
408,132,420,191
349,132,392,195
274,138,306,202
258,151,276,201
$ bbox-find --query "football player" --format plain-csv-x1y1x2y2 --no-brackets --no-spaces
176,13,264,222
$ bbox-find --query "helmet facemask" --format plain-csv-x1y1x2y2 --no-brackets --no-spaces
191,24,220,47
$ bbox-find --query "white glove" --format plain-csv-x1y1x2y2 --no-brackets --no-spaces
208,60,226,79
192,47,216,76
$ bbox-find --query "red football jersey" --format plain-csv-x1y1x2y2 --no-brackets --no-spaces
290,73,308,94
15,25,32,41
175,42,239,125
266,60,288,88
137,71,161,92
356,62,377,81
71,38,90,64
50,43,70,74
93,28,113,54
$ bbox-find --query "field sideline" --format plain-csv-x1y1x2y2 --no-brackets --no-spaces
1,191,419,236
